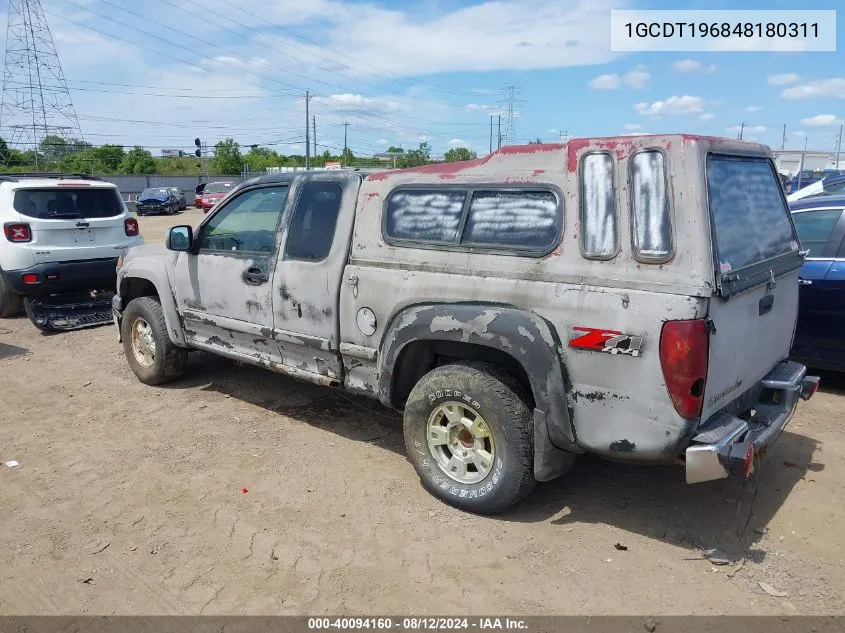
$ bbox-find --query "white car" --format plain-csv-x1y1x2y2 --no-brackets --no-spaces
0,173,143,330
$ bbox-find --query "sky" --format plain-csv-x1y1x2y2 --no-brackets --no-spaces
0,0,843,159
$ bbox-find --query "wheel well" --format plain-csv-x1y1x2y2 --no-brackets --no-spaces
121,277,158,304
391,340,535,409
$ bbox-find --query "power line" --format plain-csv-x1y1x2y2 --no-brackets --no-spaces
162,0,487,98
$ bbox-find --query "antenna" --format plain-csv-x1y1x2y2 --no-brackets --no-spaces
0,0,83,165
498,83,525,147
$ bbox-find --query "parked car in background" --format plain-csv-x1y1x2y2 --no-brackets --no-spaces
787,174,845,203
784,169,843,194
169,187,187,210
789,194,845,372
194,182,206,208
199,181,235,211
0,173,142,330
136,187,180,216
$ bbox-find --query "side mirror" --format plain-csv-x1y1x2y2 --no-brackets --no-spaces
167,225,193,251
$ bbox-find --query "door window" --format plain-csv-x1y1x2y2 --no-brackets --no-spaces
199,186,288,253
790,208,843,257
284,181,343,261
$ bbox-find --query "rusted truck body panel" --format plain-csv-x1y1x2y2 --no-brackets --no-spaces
114,134,817,502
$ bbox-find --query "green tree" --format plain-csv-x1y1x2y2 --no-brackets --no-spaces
528,138,543,144
444,147,477,162
39,135,71,161
119,146,157,174
398,141,431,168
341,147,355,165
386,146,404,154
94,144,125,171
212,138,242,174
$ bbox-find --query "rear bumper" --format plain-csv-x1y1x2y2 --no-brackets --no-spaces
685,360,819,484
3,258,118,296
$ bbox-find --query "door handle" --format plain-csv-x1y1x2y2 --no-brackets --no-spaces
799,279,813,286
242,266,267,285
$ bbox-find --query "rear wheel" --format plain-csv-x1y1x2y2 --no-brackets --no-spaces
0,273,22,318
403,362,535,515
121,296,187,385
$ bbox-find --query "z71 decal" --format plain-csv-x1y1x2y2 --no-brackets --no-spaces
569,327,643,357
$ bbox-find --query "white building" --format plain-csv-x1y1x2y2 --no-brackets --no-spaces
772,150,842,176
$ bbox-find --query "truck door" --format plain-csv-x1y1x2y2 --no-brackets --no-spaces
172,183,289,363
271,175,361,381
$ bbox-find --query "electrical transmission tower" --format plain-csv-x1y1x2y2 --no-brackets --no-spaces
497,83,525,147
0,0,83,159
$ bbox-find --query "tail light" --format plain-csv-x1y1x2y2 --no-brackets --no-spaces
4,223,31,242
22,273,38,284
659,319,709,419
124,218,139,236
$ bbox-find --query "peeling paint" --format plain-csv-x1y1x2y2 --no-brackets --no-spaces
517,325,535,342
206,335,234,350
609,439,637,453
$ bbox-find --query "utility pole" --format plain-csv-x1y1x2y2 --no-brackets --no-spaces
782,124,787,150
738,122,746,140
559,130,569,143
489,115,493,154
497,115,502,149
312,115,317,158
836,123,843,170
304,90,311,170
342,121,350,161
797,136,808,190
497,83,525,146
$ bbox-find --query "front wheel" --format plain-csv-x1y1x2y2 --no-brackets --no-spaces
403,362,535,515
121,296,187,385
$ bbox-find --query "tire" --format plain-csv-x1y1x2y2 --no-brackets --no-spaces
403,362,535,515
0,273,22,318
121,296,187,385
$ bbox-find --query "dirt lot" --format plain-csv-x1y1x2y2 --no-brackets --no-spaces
1,208,843,615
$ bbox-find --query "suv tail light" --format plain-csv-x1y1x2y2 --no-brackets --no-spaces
4,223,31,242
124,218,139,236
659,319,709,419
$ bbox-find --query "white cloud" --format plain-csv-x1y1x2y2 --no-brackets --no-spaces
623,65,650,90
588,74,621,90
623,123,641,130
635,95,705,117
589,66,649,90
727,125,766,134
746,106,762,112
376,139,388,145
447,138,467,147
672,60,701,73
782,78,845,100
313,93,401,113
699,113,715,121
768,73,800,86
465,103,496,111
800,114,843,127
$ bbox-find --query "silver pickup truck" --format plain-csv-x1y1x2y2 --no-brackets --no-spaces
112,134,819,514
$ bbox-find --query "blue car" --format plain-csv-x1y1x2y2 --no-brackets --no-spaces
790,193,845,371
135,187,180,216
785,169,842,194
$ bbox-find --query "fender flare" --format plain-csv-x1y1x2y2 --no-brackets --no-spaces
117,262,186,347
377,303,580,480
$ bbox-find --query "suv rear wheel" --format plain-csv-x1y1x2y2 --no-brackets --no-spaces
121,296,187,385
403,362,535,515
0,273,22,318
